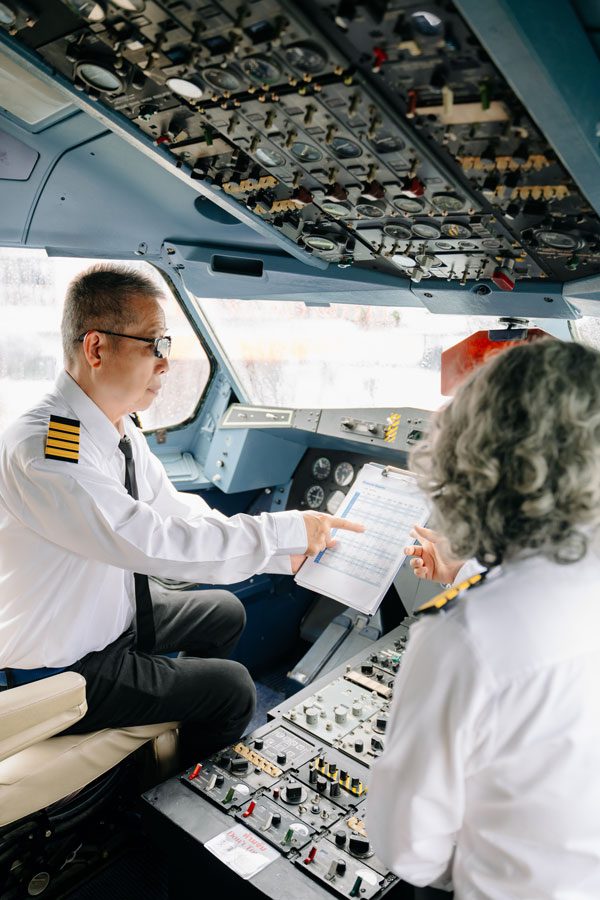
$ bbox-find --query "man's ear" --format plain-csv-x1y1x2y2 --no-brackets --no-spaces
82,331,104,369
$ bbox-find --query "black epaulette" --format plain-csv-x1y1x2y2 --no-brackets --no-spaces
44,415,80,464
130,412,143,428
414,571,487,616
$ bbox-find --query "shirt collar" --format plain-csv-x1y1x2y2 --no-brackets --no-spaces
55,370,122,458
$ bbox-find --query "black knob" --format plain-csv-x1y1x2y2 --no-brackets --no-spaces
328,763,338,777
217,754,230,768
277,752,287,765
371,736,384,752
316,778,327,794
254,738,264,751
361,664,374,676
230,757,249,774
336,859,347,876
349,836,370,856
351,776,361,789
335,830,347,847
330,781,341,797
272,813,281,827
285,785,303,804
309,767,318,784
215,773,224,787
376,717,387,731
354,740,364,753
339,770,347,782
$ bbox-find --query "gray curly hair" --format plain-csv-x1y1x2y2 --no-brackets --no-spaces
411,338,600,566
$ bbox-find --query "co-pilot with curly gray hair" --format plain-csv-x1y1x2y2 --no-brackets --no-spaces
366,338,600,900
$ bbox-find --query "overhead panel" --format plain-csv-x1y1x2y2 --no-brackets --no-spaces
2,0,599,293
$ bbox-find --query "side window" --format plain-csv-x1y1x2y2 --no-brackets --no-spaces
0,248,211,433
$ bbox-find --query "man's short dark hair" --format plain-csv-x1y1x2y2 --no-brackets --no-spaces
62,264,164,363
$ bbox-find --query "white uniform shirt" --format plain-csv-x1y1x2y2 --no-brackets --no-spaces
367,551,600,899
0,371,307,668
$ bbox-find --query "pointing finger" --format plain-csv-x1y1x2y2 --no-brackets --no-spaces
329,518,365,533
404,545,422,557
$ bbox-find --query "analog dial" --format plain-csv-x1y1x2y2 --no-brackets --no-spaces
334,461,355,487
284,42,327,74
291,142,322,163
166,77,203,100
383,223,412,240
305,485,325,509
330,137,362,159
412,222,441,239
312,457,331,480
202,68,242,92
76,63,122,92
255,147,286,167
393,197,424,214
431,193,465,212
304,235,338,252
441,222,471,239
241,56,281,85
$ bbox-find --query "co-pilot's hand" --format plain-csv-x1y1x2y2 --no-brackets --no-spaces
404,524,465,584
301,511,365,557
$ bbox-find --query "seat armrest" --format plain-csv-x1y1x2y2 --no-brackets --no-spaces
0,672,87,762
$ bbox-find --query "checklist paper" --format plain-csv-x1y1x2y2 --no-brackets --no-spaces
295,463,429,616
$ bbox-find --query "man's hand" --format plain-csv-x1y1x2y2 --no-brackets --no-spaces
404,524,465,584
301,511,365,556
290,554,307,574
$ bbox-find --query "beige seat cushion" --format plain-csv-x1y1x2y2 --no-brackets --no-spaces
0,721,178,827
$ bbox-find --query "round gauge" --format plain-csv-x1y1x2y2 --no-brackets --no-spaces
166,77,203,100
356,201,386,218
482,238,502,249
441,222,471,239
111,0,145,10
393,196,424,214
304,235,338,252
330,137,362,160
0,2,17,26
412,222,441,239
392,253,417,269
291,142,322,163
284,42,327,74
334,462,355,487
536,230,581,250
434,240,454,251
432,193,465,212
411,10,444,36
305,484,325,509
384,223,412,240
320,199,352,218
370,132,405,154
458,240,477,250
202,67,242,93
255,146,286,167
76,63,122,92
312,457,331,480
241,56,281,85
326,490,346,515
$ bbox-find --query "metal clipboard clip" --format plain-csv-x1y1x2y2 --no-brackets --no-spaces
381,465,410,478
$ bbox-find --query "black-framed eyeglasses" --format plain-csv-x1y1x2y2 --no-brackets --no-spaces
77,330,172,359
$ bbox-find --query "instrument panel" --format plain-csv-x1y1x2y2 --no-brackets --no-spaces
142,622,412,899
4,0,599,290
286,448,402,516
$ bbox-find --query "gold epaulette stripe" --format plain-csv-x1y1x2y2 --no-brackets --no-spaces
415,573,485,615
48,419,80,435
45,446,79,460
45,415,80,463
47,430,79,445
46,437,80,452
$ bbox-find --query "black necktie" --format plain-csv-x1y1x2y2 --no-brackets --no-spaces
118,436,155,651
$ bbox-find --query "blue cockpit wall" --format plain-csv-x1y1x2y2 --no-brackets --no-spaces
1,0,600,672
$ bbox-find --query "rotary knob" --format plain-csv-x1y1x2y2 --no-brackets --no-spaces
254,738,264,750
335,830,347,847
352,703,363,718
334,706,347,724
305,706,320,726
284,784,303,804
361,663,374,676
349,836,370,857
277,752,287,765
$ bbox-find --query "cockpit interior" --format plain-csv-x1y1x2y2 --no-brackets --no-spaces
0,0,599,897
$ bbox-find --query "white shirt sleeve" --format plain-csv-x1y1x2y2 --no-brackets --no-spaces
366,615,494,887
15,454,307,585
452,558,486,585
140,439,294,577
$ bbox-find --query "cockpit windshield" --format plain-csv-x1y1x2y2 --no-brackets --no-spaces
194,296,501,410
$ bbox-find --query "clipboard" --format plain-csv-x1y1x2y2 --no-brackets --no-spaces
294,462,429,616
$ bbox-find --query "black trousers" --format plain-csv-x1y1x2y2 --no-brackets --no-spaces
64,586,256,763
